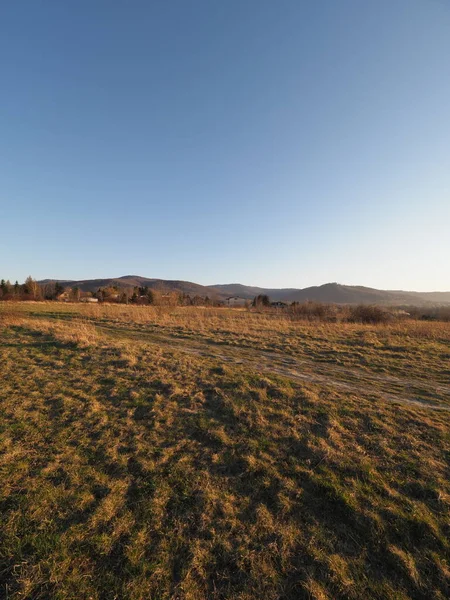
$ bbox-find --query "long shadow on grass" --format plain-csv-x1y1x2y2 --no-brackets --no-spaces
4,327,448,599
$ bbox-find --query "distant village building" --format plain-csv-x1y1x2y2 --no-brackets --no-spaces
226,296,247,307
391,309,410,317
104,294,120,302
271,301,288,309
56,289,99,303
57,290,72,302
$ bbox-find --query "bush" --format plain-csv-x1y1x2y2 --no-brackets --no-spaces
252,294,271,308
406,306,450,322
348,304,392,324
289,301,337,322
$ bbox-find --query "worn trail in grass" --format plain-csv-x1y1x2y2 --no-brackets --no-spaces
84,321,450,412
23,305,450,411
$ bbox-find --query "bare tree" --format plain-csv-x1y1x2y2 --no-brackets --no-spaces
24,276,41,300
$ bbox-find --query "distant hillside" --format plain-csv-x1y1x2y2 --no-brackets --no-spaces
209,284,300,301
404,291,450,304
38,277,450,305
210,283,450,305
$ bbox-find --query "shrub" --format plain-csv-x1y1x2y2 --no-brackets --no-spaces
348,304,392,324
407,306,450,322
289,301,337,322
252,294,271,308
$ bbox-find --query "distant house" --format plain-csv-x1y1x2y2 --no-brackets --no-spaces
391,309,410,317
226,296,247,307
271,301,288,309
80,297,98,303
57,289,72,302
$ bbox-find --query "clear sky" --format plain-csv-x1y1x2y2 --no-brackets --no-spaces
1,0,449,291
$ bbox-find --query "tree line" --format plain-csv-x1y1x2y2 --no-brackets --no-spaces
0,277,65,301
0,277,219,306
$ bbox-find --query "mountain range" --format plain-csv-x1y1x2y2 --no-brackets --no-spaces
38,276,450,306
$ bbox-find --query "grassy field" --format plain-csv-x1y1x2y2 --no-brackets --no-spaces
1,303,449,599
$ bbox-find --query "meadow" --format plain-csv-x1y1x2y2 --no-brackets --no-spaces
1,302,449,599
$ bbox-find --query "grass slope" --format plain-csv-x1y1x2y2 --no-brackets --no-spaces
0,305,449,599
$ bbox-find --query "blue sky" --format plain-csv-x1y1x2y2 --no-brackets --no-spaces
1,0,449,290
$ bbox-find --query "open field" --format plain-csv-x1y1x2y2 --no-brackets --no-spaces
1,303,449,599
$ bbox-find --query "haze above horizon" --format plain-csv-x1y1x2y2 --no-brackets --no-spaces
1,1,449,292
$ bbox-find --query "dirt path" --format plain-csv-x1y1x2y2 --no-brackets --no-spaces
96,323,450,412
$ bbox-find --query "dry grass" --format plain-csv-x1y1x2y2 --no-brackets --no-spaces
17,302,448,386
22,317,100,346
1,304,449,599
